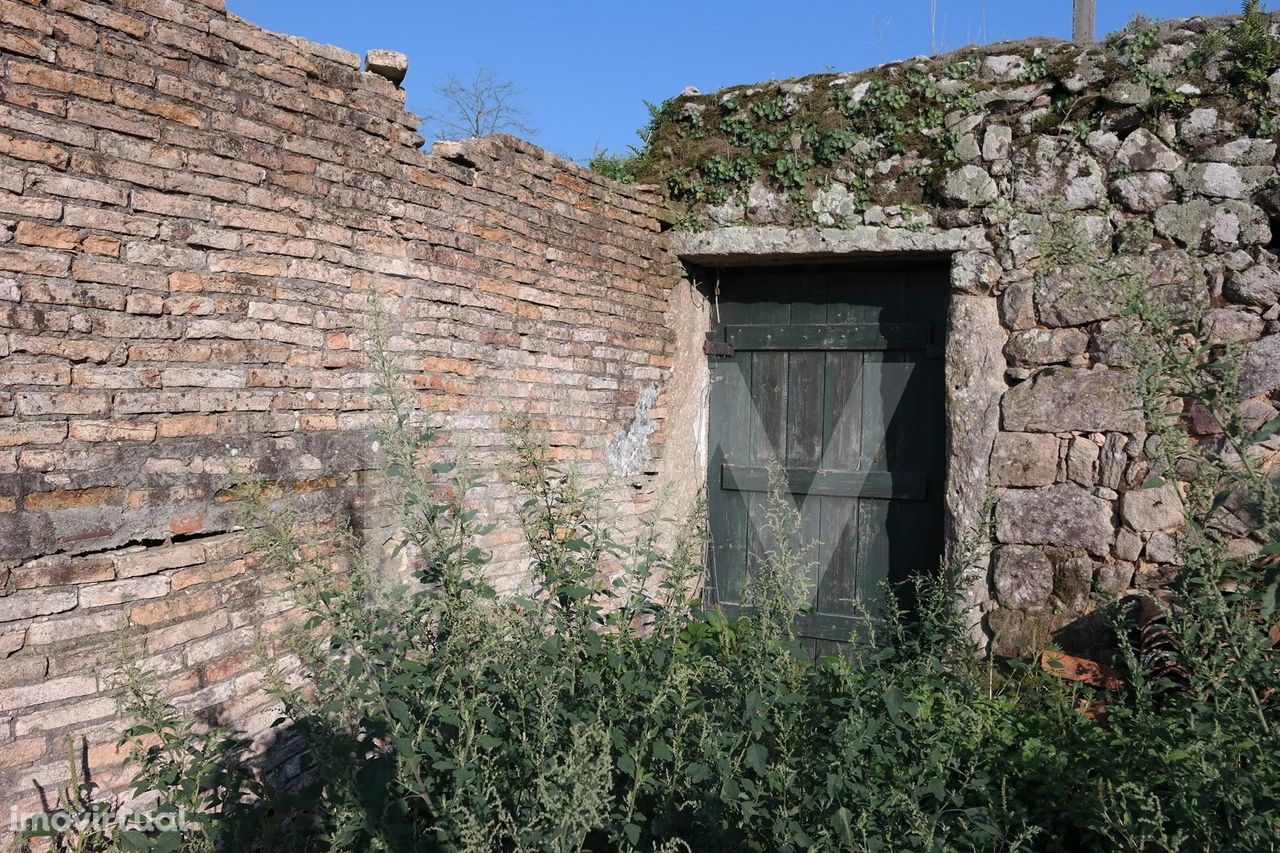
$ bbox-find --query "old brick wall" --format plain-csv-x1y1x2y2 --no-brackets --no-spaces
0,0,680,819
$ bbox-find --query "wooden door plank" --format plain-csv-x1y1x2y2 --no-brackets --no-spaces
720,465,926,500
784,289,825,604
724,323,931,351
744,288,791,602
817,345,862,620
707,349,753,606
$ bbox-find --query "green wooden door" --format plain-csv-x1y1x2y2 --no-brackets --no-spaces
705,263,948,651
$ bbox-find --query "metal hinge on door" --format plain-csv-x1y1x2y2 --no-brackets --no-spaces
704,340,736,357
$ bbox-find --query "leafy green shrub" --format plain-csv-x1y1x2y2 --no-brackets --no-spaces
587,149,640,184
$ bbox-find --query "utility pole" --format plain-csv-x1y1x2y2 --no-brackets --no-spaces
1073,0,1096,44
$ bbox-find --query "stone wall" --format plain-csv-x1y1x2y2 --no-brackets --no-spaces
0,0,680,819
651,15,1280,654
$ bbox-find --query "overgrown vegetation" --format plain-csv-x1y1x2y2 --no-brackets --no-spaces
586,101,665,184
16,265,1280,850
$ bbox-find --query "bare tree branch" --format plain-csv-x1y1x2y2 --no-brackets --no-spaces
423,68,537,142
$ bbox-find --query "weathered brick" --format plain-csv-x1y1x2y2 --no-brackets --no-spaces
122,241,205,268
0,362,71,386
14,391,111,416
125,292,164,315
0,192,63,220
0,24,53,59
132,190,213,221
28,174,127,206
0,133,68,169
155,414,217,437
131,589,218,627
184,626,254,665
68,420,157,442
71,365,161,390
17,445,118,473
168,513,203,535
128,341,212,361
0,735,46,768
22,279,126,311
84,734,145,771
81,234,122,257
166,271,204,292
24,485,124,511
49,0,151,38
7,63,113,102
0,0,679,818
159,367,246,388
13,221,79,251
14,695,116,735
186,318,261,339
170,558,245,591
80,575,170,608
0,654,48,687
0,671,97,712
0,420,68,449
112,87,203,128
26,610,124,645
0,247,71,277
0,628,26,656
143,611,228,653
0,103,95,146
12,558,115,589
114,541,206,578
68,100,161,139
71,257,165,287
0,591,77,623
64,206,161,237
9,335,113,363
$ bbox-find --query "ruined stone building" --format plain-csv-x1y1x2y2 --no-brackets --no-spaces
2,0,1278,817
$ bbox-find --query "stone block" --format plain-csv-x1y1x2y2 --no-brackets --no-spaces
993,545,1053,609
1005,328,1088,365
1225,265,1280,308
995,483,1114,557
1120,483,1184,532
1002,368,1143,433
1241,334,1280,397
1067,437,1100,486
989,432,1059,487
1113,128,1183,172
942,165,997,206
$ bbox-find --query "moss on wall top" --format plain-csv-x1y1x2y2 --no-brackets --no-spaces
630,7,1280,230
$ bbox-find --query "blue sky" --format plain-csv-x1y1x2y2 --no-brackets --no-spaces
227,1,1240,163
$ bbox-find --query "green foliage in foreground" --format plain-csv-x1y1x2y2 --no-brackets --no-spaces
24,425,1280,852
17,301,1280,852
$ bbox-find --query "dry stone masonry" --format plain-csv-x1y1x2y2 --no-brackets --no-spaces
643,13,1280,654
0,0,682,819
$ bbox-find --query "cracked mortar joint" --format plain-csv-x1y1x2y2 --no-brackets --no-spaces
606,386,660,476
